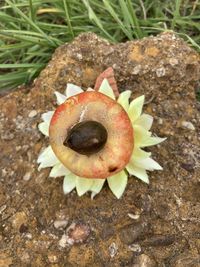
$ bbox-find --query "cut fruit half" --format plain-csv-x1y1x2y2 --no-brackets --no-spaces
49,91,134,179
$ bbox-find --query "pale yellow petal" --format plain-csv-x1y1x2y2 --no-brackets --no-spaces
133,157,163,171
49,162,70,178
128,95,145,122
134,113,153,130
76,177,94,196
63,173,76,194
65,83,83,98
37,146,59,170
107,170,128,199
86,88,94,91
98,79,115,100
117,90,131,112
141,136,167,147
41,111,54,124
54,91,67,105
38,122,49,136
131,147,151,160
90,179,105,199
133,125,151,147
126,163,149,183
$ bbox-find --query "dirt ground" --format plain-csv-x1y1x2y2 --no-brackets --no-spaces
0,32,200,267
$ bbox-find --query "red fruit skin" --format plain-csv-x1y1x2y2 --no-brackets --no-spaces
49,91,133,179
94,67,119,97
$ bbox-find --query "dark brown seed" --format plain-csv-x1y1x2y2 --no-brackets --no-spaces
64,120,108,155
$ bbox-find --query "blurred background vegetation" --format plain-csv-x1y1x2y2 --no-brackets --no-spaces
0,0,199,94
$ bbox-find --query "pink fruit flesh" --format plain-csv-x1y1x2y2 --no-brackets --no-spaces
49,91,134,179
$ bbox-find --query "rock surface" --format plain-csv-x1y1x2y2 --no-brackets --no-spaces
0,32,200,266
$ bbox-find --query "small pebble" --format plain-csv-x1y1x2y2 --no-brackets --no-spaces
120,222,148,244
66,222,90,245
158,118,163,125
1,133,14,140
133,254,156,267
20,251,30,263
16,146,21,152
2,169,7,177
28,110,37,118
181,163,194,172
0,205,7,214
132,65,141,75
156,67,165,77
109,242,118,258
181,121,195,130
25,233,32,239
23,172,32,181
19,223,28,233
129,243,142,253
48,253,58,263
12,211,27,230
128,213,140,220
54,220,68,229
58,234,68,248
169,58,178,66
76,53,83,60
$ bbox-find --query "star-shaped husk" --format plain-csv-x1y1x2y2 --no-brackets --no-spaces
37,68,166,199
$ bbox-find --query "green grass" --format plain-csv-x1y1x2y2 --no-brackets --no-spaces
0,0,200,92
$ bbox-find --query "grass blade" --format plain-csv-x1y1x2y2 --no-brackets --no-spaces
0,63,45,69
126,0,143,38
6,0,56,46
82,0,115,41
103,0,133,40
63,0,74,38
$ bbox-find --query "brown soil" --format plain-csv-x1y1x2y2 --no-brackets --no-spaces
0,32,200,267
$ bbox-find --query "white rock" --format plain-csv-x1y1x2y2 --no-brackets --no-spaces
128,243,141,253
53,220,68,229
2,169,7,177
58,234,68,248
16,146,21,152
128,213,140,220
156,67,165,77
169,58,178,66
23,172,32,181
182,121,195,130
76,53,83,60
20,251,30,262
25,233,32,239
0,204,7,214
158,118,163,125
109,242,118,258
48,254,58,263
133,254,155,266
28,110,37,118
132,65,141,75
